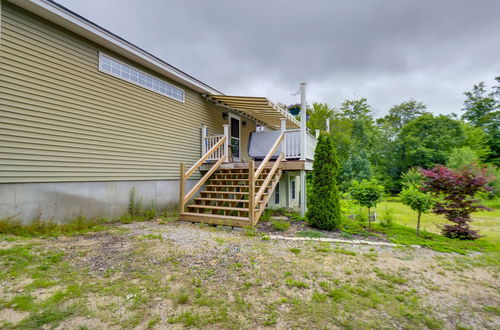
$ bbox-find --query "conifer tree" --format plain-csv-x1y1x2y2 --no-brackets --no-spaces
306,133,342,230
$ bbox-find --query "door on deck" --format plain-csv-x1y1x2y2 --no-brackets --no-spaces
229,113,241,161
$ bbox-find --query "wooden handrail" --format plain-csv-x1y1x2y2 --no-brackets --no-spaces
184,156,225,204
255,152,284,203
254,132,284,179
185,136,227,179
179,135,227,213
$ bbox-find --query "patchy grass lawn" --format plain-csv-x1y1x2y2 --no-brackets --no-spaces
1,220,499,329
351,200,500,250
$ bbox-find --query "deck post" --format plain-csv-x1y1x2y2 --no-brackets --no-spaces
299,82,307,217
179,162,185,214
281,117,287,161
201,124,207,156
249,160,255,225
299,82,306,161
300,169,306,217
315,129,320,139
223,124,229,162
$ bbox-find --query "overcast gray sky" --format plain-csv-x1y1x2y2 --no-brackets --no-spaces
57,0,500,117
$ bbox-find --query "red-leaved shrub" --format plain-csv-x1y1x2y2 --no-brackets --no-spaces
420,165,492,240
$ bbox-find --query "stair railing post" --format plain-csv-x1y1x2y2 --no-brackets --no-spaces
223,124,229,162
249,160,255,225
281,117,287,162
179,162,185,214
201,124,207,156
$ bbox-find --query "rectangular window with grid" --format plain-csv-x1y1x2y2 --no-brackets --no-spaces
98,53,184,102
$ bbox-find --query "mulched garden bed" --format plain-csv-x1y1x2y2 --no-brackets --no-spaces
255,216,390,243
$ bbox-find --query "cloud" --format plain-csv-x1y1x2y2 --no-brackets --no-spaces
56,0,500,116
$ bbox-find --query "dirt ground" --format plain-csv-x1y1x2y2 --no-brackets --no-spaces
1,220,499,329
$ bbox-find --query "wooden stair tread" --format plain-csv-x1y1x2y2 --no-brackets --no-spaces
194,197,248,203
187,205,255,212
180,212,249,221
205,184,251,188
200,191,249,195
200,191,269,196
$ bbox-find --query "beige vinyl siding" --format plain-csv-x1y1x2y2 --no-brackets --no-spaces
0,2,254,183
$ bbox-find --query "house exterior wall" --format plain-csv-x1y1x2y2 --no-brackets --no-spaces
267,172,301,211
0,1,255,184
0,2,256,221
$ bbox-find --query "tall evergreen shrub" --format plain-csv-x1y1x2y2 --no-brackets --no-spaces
306,133,342,230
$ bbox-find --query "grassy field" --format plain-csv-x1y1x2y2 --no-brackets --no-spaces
1,219,499,329
372,200,500,247
0,201,499,329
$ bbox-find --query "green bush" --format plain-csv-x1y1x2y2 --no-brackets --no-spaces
306,133,342,230
271,220,290,231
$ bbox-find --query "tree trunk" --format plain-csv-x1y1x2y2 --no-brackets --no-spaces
417,212,421,237
367,208,371,230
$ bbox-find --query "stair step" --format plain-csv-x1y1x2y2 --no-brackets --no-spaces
200,191,249,195
210,178,266,182
200,191,269,197
205,185,251,188
194,197,248,203
187,205,253,212
179,212,251,227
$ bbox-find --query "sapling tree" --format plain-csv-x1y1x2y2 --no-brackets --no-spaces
349,179,384,230
306,133,342,230
400,187,434,236
421,165,491,240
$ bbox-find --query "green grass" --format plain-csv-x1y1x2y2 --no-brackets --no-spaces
0,216,107,237
348,200,499,253
375,201,500,247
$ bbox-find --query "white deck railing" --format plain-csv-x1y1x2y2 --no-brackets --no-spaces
201,124,317,162
283,129,317,160
204,135,226,161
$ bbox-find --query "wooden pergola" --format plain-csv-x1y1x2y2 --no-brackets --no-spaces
204,95,300,129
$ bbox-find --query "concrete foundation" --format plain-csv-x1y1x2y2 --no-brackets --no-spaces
0,179,196,223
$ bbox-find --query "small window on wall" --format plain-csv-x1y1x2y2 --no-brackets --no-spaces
274,182,280,204
291,179,296,200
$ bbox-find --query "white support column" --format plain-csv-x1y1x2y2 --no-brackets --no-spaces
315,129,320,139
299,82,307,161
201,124,207,156
281,117,287,161
326,119,330,133
223,124,229,162
299,82,307,217
300,169,306,217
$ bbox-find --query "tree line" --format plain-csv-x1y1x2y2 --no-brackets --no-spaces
304,77,499,194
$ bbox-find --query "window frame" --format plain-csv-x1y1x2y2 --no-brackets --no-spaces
98,52,185,103
274,182,280,204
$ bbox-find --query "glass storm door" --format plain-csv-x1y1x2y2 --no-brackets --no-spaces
229,114,240,160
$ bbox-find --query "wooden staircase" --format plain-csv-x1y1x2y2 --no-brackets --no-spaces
179,166,282,227
178,131,285,227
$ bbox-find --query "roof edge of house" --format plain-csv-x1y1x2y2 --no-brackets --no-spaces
7,0,223,95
